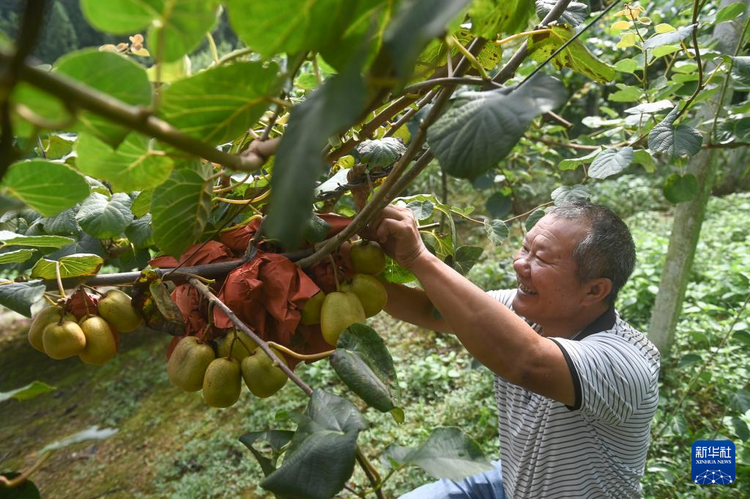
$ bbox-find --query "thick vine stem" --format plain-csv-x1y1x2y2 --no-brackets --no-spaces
0,52,267,173
0,452,52,488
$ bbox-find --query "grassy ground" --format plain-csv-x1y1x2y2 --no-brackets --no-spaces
1,192,748,498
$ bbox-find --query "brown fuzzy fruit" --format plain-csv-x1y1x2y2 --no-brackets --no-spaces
341,274,388,318
350,241,386,275
216,330,257,362
300,291,326,325
43,321,86,360
28,306,74,353
97,289,142,333
202,358,242,408
78,316,117,365
167,336,215,392
241,347,288,398
320,291,366,346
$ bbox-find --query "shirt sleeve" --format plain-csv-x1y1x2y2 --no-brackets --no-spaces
487,289,516,309
549,335,657,425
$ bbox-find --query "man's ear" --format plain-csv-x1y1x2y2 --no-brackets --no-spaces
583,278,613,305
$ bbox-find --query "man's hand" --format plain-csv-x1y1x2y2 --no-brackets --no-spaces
368,205,429,270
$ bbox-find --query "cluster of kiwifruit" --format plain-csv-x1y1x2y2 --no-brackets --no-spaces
167,330,289,408
301,240,388,346
27,290,142,365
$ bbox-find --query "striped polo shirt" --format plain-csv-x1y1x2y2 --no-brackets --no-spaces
488,289,660,498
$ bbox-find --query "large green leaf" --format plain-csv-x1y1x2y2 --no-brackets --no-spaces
76,134,175,193
484,219,509,246
11,82,74,138
159,62,280,144
427,74,566,180
330,323,399,413
357,137,407,169
320,0,392,71
0,249,36,264
226,0,358,58
265,61,366,248
648,107,703,158
125,215,154,248
0,473,41,499
40,209,80,236
551,184,590,205
31,253,104,279
0,280,46,317
663,173,699,204
525,208,546,230
131,190,153,218
239,430,295,477
2,160,90,217
527,25,616,84
0,231,74,248
151,169,212,256
536,0,589,27
385,427,493,481
588,147,633,179
558,148,601,171
52,50,153,146
470,0,534,38
75,193,134,239
81,0,220,62
261,390,366,499
0,381,56,403
451,245,484,275
379,0,471,80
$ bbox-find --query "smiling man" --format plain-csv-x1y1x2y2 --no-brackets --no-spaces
371,201,660,499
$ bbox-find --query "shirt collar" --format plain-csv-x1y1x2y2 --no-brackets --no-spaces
571,306,617,341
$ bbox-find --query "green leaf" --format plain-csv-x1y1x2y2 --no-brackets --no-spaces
677,353,702,369
0,249,36,265
0,473,41,499
484,219,509,246
0,231,74,248
551,184,590,205
730,417,749,442
485,192,512,218
730,389,750,413
535,0,589,27
614,58,638,74
265,61,366,248
81,0,220,62
2,160,90,217
383,257,417,284
644,24,696,49
386,427,493,481
731,56,750,87
715,2,747,24
239,430,295,477
11,83,73,138
663,173,699,204
0,280,45,317
527,25,616,84
160,62,280,143
588,147,633,179
357,137,407,169
427,74,566,180
648,107,703,158
453,246,484,275
303,214,332,244
0,381,56,403
379,0,472,80
75,193,134,238
131,190,153,218
125,215,154,248
406,199,435,221
633,149,656,173
471,0,535,38
609,84,643,103
76,134,175,193
31,253,104,280
261,390,365,499
151,169,212,256
525,209,546,231
558,148,601,171
652,45,681,59
53,50,152,146
41,426,118,454
330,323,399,413
226,0,359,58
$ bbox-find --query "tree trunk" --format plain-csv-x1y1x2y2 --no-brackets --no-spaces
648,1,748,354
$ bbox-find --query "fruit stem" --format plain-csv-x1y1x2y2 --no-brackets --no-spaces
81,284,104,296
42,293,57,306
55,261,66,298
267,341,334,361
0,451,52,488
329,254,340,292
228,335,237,359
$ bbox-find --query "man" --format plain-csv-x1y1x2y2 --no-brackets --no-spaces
369,201,660,498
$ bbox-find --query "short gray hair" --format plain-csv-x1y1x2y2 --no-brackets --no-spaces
548,201,636,305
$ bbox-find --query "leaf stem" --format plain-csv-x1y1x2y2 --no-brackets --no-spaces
266,341,334,361
447,35,489,80
495,29,552,47
206,32,219,64
55,261,66,298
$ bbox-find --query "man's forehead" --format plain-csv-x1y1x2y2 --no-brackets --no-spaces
525,214,590,245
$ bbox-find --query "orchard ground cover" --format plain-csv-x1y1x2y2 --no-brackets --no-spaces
1,189,748,498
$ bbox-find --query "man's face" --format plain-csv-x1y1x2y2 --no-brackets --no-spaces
511,214,592,327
